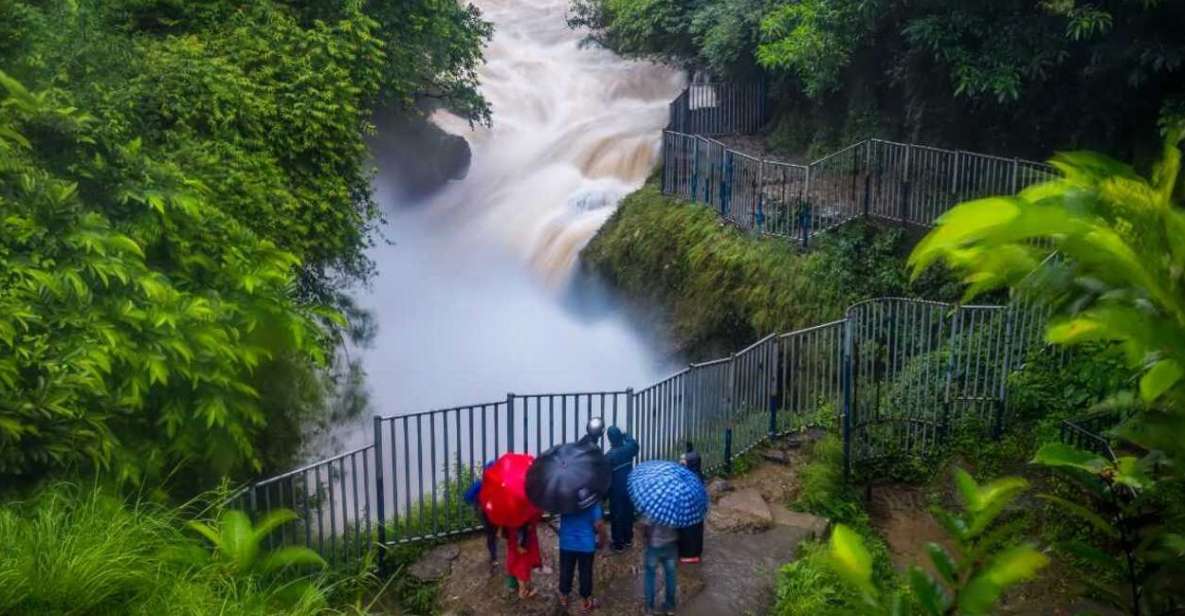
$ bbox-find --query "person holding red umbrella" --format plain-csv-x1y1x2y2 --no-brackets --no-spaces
480,453,544,599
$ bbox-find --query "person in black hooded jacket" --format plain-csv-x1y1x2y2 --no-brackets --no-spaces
677,446,705,563
605,425,639,552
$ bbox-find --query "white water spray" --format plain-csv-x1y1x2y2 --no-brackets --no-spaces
343,0,685,444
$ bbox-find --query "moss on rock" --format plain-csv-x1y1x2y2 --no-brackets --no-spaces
580,181,961,359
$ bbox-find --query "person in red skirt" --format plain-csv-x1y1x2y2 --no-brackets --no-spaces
503,517,543,599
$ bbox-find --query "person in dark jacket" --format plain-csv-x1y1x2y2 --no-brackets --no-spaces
605,425,639,552
577,417,606,449
677,446,705,563
464,462,498,565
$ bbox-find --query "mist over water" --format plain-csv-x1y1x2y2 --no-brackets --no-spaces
334,0,685,449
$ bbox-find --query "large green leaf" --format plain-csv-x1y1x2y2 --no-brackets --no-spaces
908,566,949,616
1139,359,1183,403
925,543,958,586
258,546,327,574
958,545,1049,615
1031,442,1108,474
828,524,877,600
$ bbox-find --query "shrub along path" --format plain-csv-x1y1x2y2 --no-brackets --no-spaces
414,434,829,616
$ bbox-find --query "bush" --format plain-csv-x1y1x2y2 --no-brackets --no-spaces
0,483,346,615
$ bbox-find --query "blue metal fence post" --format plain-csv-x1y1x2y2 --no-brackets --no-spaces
841,314,854,481
372,415,387,573
721,151,733,218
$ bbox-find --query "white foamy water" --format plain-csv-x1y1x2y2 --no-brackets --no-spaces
336,0,685,446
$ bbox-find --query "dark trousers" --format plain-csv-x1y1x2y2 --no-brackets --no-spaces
478,507,498,562
559,549,595,598
609,481,634,548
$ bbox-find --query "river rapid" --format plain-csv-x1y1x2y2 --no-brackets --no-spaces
334,0,685,449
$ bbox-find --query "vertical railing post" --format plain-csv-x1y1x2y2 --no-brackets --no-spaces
899,144,913,224
841,314,854,481
506,393,516,453
372,415,387,574
1010,157,1020,194
691,138,700,203
756,159,766,234
768,341,779,439
862,141,872,219
723,428,734,475
626,387,635,437
995,308,1018,439
801,166,812,249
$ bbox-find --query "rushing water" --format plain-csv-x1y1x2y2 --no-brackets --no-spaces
334,0,686,448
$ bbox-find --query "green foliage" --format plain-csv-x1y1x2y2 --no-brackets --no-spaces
573,0,1184,159
582,182,958,357
363,0,493,124
914,123,1185,614
826,468,1048,615
775,434,898,615
1007,343,1133,443
774,539,867,615
187,509,327,577
0,0,491,490
912,124,1185,467
0,73,329,487
756,0,880,98
0,484,341,615
1032,443,1185,614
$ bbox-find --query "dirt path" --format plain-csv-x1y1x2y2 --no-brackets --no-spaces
865,483,1111,616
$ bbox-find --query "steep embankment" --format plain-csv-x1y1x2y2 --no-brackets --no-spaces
581,181,961,359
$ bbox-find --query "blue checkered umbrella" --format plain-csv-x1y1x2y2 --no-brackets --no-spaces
627,460,708,528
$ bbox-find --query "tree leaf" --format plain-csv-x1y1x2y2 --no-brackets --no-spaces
1139,358,1182,403
958,545,1049,614
828,524,877,600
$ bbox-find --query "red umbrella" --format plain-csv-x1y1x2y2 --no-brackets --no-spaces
479,453,541,528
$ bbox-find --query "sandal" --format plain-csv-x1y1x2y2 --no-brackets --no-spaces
519,586,539,600
581,597,601,613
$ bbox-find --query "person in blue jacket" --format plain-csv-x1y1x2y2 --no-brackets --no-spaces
605,425,639,552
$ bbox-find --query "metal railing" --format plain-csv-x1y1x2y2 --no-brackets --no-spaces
667,81,767,136
661,132,1058,245
1060,412,1123,462
237,296,1045,564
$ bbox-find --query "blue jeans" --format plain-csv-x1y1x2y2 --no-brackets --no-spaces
644,544,677,611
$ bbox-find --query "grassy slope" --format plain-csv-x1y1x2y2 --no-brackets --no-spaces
581,181,960,359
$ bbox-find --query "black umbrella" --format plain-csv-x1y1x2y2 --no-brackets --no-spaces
525,442,611,514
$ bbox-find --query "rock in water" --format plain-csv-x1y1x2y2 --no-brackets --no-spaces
438,133,471,181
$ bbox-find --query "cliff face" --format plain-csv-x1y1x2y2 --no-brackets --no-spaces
579,181,963,360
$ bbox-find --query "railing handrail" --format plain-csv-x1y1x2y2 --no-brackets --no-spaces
664,129,1051,179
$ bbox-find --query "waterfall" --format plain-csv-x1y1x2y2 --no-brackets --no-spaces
341,0,684,444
